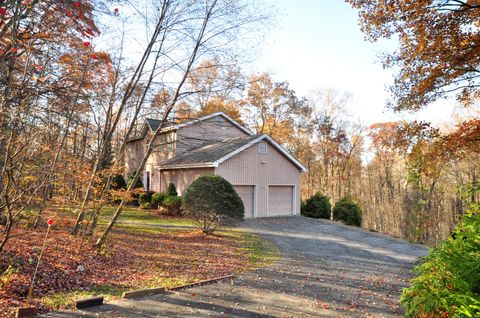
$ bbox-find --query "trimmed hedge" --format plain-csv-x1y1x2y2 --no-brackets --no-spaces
332,196,362,226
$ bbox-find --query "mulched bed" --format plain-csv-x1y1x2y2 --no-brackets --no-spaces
0,219,248,317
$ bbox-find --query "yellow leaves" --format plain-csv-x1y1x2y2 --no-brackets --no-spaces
31,75,49,83
23,175,37,183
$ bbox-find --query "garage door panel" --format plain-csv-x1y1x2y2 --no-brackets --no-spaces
234,185,254,218
268,186,293,216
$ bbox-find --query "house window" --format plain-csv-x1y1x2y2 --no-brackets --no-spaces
259,142,267,154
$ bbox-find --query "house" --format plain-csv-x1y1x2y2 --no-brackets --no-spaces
125,112,306,218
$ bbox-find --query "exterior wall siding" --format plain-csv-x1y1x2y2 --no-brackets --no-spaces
176,116,248,155
158,168,214,195
125,139,145,176
215,141,301,217
145,131,175,171
126,131,175,184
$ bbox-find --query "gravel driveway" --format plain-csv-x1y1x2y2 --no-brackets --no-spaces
43,217,428,318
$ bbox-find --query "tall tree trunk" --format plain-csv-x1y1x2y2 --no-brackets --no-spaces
95,1,218,248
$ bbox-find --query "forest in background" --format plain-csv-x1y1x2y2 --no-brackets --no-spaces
1,0,480,256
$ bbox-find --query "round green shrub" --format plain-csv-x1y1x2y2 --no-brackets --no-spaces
167,182,178,197
301,193,331,219
151,192,166,208
332,196,362,226
183,175,244,234
111,174,127,190
138,191,154,209
163,195,182,215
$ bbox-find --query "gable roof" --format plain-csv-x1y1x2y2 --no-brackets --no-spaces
159,134,307,172
145,118,175,131
145,112,252,135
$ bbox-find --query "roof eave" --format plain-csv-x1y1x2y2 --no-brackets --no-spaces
157,163,218,170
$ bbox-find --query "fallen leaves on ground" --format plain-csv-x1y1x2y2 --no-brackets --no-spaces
0,219,248,316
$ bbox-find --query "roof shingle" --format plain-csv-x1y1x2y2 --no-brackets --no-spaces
160,135,260,169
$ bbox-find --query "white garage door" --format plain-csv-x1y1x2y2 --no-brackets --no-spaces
268,186,294,216
234,185,255,218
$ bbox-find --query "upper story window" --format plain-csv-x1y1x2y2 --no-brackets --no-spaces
259,142,267,154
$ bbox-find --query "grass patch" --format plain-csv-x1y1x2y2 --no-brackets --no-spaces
42,285,129,310
100,207,195,227
221,230,280,269
242,233,280,268
54,205,196,227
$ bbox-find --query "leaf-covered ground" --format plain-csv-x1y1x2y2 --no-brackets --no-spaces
36,217,427,318
0,209,261,317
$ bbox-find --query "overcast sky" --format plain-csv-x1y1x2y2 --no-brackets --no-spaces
250,0,457,126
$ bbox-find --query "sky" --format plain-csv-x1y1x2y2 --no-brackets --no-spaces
250,0,457,126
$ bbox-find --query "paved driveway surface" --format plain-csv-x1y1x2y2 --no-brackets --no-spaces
43,217,428,318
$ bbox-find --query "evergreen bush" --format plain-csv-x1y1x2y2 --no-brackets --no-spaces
163,195,182,215
151,192,166,209
301,193,331,219
332,196,362,226
127,173,144,189
166,182,178,196
183,175,244,234
138,191,154,209
401,205,480,317
111,174,127,190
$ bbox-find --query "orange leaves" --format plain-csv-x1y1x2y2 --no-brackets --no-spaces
348,0,480,111
441,119,480,157
368,122,401,151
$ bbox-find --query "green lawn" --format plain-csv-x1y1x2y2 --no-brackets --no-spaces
98,206,196,227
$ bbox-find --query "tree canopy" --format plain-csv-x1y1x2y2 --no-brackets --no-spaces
347,0,480,111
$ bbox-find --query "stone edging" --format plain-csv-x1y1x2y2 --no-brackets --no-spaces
120,274,236,299
167,274,235,292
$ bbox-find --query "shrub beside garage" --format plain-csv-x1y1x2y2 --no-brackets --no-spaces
183,175,244,234
332,195,362,226
301,193,331,219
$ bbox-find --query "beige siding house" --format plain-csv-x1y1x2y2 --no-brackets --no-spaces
125,112,306,218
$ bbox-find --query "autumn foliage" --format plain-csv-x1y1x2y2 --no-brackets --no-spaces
0,213,249,316
347,0,480,111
